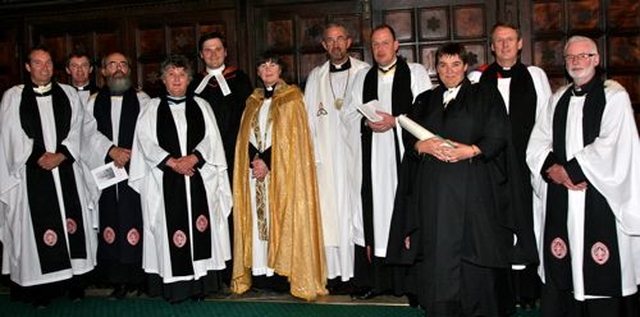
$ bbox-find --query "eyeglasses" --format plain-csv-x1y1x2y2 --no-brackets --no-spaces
563,53,596,62
324,36,347,45
106,61,129,69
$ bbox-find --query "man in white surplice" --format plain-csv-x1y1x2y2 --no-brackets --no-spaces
0,45,96,306
526,35,640,316
304,22,369,288
342,24,431,298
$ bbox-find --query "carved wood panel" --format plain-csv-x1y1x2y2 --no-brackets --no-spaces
530,0,640,112
373,0,495,83
0,22,20,94
251,1,365,88
30,20,122,88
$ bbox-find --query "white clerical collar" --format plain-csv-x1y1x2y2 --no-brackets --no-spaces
206,64,226,75
33,82,52,95
443,85,461,106
74,82,90,91
379,58,398,71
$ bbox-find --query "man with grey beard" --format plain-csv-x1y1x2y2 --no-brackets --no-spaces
83,52,150,299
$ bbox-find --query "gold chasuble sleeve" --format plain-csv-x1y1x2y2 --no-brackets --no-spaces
232,80,328,300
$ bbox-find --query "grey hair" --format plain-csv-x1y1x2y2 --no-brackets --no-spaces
564,35,598,54
160,54,193,82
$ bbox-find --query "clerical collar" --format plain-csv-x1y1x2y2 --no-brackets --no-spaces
167,95,186,105
31,82,53,96
378,60,397,74
497,66,513,78
572,76,598,97
264,84,276,99
330,59,351,73
206,64,226,75
443,84,462,106
110,90,125,97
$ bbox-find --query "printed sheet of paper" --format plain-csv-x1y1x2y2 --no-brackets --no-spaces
357,99,383,122
91,162,128,190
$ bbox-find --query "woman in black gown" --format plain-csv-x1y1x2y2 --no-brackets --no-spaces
387,43,527,316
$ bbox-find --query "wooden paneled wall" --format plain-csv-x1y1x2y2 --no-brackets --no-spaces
0,0,638,115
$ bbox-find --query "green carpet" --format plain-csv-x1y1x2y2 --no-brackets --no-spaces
1,295,541,317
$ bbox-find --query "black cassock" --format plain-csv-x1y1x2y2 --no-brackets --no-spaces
387,79,535,316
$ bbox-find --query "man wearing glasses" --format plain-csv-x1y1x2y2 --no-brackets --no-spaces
303,22,369,294
527,35,640,316
83,52,150,299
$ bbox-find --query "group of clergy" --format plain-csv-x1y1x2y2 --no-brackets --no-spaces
0,21,639,317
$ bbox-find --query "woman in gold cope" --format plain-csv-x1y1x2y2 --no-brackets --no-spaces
231,52,327,300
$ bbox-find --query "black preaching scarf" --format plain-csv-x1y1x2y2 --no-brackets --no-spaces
546,77,621,296
20,81,86,274
93,87,143,263
479,62,539,265
156,96,211,277
360,57,413,247
479,62,536,167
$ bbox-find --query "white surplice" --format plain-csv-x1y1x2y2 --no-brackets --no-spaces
527,80,640,300
129,96,231,283
304,57,369,280
343,62,432,257
0,83,97,286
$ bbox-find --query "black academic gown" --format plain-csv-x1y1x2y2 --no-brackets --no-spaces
189,67,252,185
387,79,521,316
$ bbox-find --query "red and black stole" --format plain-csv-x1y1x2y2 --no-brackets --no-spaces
19,81,86,274
156,95,211,277
93,87,143,263
545,77,622,296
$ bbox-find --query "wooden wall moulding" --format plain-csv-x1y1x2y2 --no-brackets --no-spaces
419,7,450,41
266,20,294,52
569,0,601,32
383,9,415,42
298,17,326,52
608,1,640,30
375,1,490,83
453,5,486,40
609,35,640,70
252,1,365,87
532,2,563,34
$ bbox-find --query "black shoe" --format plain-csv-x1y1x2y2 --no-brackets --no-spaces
68,288,85,303
32,297,51,309
108,285,128,300
350,287,383,300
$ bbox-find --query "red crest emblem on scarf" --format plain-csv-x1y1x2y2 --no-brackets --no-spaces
66,218,77,234
196,215,209,232
127,228,140,246
591,242,609,265
551,237,567,259
43,229,58,247
103,227,116,244
173,230,187,248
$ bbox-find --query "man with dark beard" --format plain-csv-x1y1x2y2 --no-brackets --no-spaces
83,52,149,299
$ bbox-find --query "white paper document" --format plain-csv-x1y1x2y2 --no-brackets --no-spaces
91,162,129,190
397,114,454,148
357,99,383,122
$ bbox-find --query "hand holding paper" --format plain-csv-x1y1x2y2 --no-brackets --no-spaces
397,115,454,147
357,99,383,122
